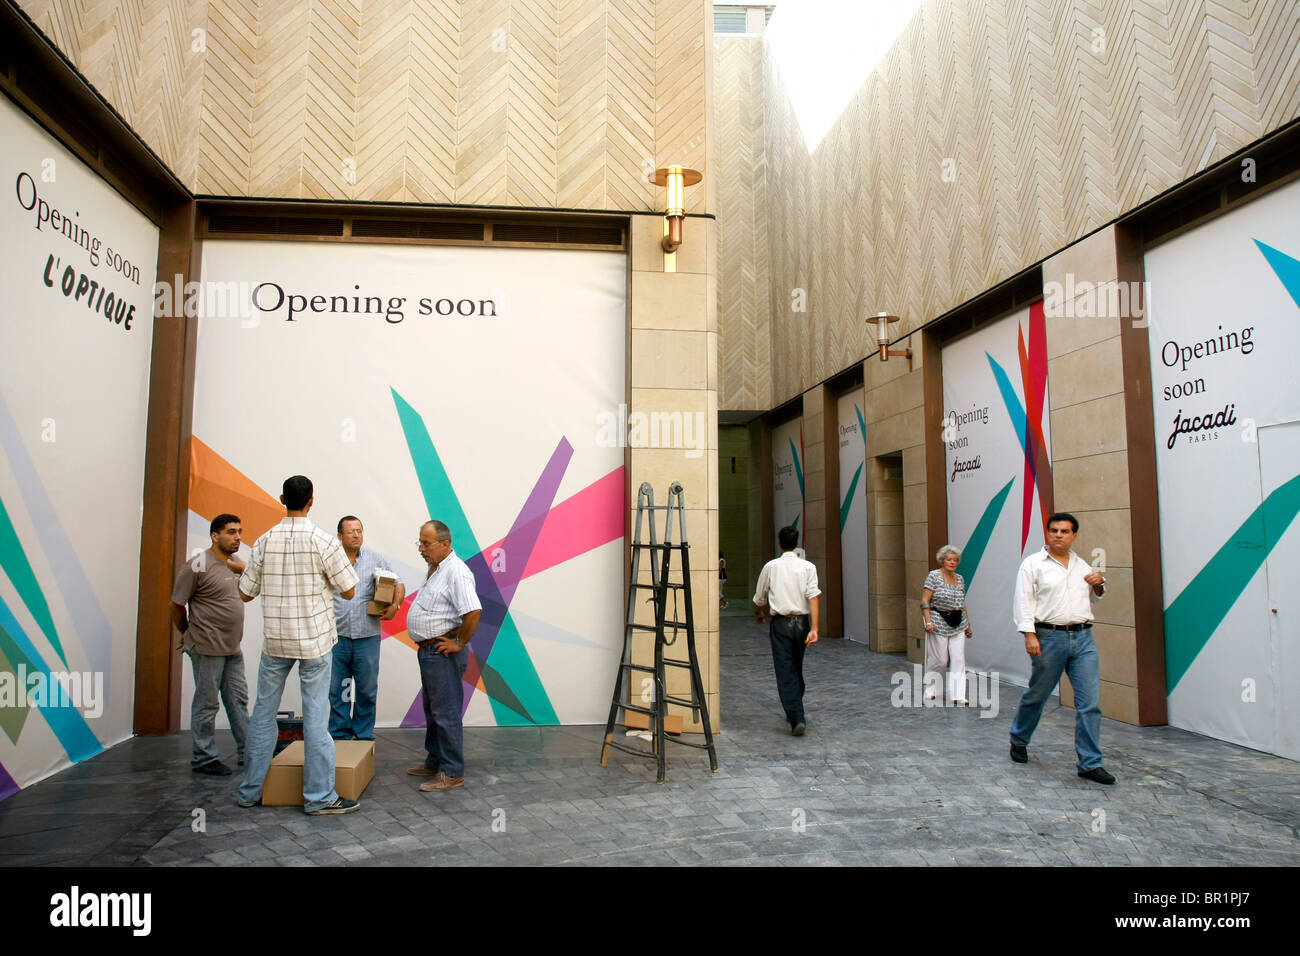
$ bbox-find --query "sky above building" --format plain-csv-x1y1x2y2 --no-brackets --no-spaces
763,0,926,152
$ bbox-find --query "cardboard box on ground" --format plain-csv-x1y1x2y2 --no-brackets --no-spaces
263,740,376,805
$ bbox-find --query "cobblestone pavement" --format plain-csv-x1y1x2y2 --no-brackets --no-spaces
1,617,1296,866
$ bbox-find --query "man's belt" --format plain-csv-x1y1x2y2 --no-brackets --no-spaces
415,630,459,649
1034,621,1091,632
771,612,809,619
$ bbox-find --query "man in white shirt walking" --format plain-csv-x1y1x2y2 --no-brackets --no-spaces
1009,512,1114,784
753,526,820,736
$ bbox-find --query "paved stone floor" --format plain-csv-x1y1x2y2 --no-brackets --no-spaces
1,617,1297,866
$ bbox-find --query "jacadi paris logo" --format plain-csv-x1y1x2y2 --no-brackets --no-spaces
1158,323,1254,450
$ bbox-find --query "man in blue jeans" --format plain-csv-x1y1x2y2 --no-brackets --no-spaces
405,520,481,793
236,475,360,814
1009,512,1115,784
329,515,405,740
170,513,249,775
752,526,820,736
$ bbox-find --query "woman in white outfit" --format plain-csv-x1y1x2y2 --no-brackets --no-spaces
921,545,974,704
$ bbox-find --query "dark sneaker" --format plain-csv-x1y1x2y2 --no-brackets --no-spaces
193,760,233,776
1078,766,1116,785
791,722,806,737
305,797,360,815
1009,744,1028,763
237,796,261,808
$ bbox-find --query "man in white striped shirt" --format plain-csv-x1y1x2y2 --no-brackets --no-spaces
1009,512,1113,785
236,475,361,814
405,520,481,793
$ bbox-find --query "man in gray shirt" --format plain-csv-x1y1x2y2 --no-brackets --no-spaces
170,513,250,775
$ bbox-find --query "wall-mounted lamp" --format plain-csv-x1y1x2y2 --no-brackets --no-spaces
873,312,912,362
650,165,703,253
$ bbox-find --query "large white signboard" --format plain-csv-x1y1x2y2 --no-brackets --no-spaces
837,390,869,642
942,304,1053,687
1145,177,1300,759
0,95,159,799
189,240,627,729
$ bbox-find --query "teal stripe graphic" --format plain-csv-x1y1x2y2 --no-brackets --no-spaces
960,478,1015,592
789,437,804,497
839,464,863,532
1166,472,1300,693
1254,240,1300,309
986,353,1028,454
391,388,558,725
0,593,102,761
0,495,67,667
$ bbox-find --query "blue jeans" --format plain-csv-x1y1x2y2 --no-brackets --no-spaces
238,652,338,811
417,643,467,777
329,635,381,740
188,650,249,767
768,615,809,727
1009,625,1103,771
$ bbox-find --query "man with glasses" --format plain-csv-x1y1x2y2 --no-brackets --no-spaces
1010,512,1114,785
329,515,405,741
406,520,481,792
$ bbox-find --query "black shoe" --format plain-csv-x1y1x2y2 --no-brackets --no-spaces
193,760,233,776
237,797,261,808
791,722,806,736
306,797,360,815
1009,744,1028,764
1078,766,1116,785
237,755,245,767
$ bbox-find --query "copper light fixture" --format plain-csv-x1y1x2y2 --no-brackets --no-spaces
650,165,703,253
873,311,912,362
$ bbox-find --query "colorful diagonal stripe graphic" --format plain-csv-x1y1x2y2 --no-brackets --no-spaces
958,478,1015,592
986,303,1053,551
1165,473,1300,691
839,404,866,533
390,389,560,726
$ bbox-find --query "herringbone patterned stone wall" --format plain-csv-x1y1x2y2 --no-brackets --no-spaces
714,35,770,411
760,0,1300,405
18,0,713,211
18,0,205,184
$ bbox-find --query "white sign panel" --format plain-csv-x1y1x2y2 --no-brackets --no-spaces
1145,177,1300,759
0,95,159,798
189,240,627,729
771,418,805,556
837,390,869,641
942,304,1053,687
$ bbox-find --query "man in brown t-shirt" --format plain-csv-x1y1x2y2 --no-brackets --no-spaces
170,513,250,775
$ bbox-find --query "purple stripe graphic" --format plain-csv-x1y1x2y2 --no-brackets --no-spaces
400,438,573,727
0,760,19,802
0,392,113,680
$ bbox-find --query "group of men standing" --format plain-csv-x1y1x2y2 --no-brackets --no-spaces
169,475,481,814
173,476,1116,817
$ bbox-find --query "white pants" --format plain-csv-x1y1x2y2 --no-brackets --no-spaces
925,631,968,702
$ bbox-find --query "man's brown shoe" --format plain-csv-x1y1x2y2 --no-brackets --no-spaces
407,765,439,776
419,772,465,792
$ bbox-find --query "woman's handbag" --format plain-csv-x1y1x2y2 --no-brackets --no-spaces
936,606,963,629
